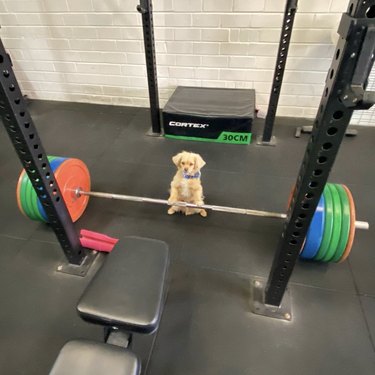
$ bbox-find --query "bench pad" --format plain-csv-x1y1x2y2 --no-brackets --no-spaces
49,340,140,375
77,236,169,334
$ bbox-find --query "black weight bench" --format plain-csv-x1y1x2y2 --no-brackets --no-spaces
49,340,140,375
49,236,169,375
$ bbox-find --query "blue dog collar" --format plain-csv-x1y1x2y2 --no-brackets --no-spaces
183,171,201,179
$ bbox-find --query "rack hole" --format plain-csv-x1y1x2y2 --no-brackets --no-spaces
33,144,39,150
349,4,354,14
38,153,42,159
318,156,327,164
305,193,314,199
322,142,332,150
42,163,47,169
292,232,300,237
0,55,3,64
366,5,375,18
46,172,50,178
24,122,30,128
14,98,20,104
20,111,25,117
333,110,343,120
29,134,34,140
325,87,328,96
336,49,340,59
56,197,60,202
313,169,323,176
298,213,306,219
289,239,297,246
327,127,338,135
302,203,310,209
3,69,9,77
9,84,15,92
330,69,334,79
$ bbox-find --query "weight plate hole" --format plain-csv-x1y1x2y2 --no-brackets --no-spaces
318,156,327,164
327,127,338,135
333,111,343,120
313,169,322,176
322,142,332,150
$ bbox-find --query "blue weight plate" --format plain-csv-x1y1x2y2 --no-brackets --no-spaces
37,157,68,222
300,194,325,259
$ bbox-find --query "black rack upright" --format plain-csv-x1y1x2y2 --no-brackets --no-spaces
254,0,375,315
258,0,298,145
137,0,162,135
0,40,86,267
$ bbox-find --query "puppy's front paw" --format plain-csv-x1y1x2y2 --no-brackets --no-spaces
200,209,207,217
168,208,175,215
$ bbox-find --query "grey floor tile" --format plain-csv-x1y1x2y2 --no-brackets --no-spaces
147,263,375,375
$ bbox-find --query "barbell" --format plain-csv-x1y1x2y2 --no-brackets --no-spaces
16,156,369,263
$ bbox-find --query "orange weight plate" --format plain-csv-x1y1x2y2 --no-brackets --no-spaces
54,158,91,222
339,185,355,263
16,169,26,217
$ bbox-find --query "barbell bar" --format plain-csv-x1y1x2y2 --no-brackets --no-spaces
16,157,369,263
74,188,369,230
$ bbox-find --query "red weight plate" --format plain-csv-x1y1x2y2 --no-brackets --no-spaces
339,185,355,263
54,158,91,222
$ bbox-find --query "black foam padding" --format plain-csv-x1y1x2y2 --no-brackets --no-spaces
49,340,140,375
162,86,255,139
163,86,255,117
78,236,169,334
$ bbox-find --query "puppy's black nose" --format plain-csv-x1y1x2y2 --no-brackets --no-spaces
184,168,188,172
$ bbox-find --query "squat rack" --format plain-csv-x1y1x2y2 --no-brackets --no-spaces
0,0,374,317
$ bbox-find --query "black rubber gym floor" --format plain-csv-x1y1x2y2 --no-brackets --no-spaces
0,100,374,374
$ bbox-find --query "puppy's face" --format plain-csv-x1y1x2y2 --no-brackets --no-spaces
172,151,206,176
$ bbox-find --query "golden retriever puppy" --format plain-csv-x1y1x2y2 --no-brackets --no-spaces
168,151,207,217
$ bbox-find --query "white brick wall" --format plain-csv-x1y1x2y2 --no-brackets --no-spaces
0,0,371,123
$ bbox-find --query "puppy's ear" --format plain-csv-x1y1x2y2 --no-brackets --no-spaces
194,154,206,170
172,152,183,167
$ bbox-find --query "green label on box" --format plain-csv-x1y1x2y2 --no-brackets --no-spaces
165,132,252,145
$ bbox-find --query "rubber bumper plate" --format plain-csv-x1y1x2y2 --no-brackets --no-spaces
53,158,91,222
339,185,356,263
322,183,342,262
332,184,351,262
300,195,325,259
315,185,334,261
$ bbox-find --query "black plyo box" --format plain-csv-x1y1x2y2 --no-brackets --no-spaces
162,86,255,145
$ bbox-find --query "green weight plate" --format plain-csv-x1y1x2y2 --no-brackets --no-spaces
26,175,44,221
20,156,58,222
315,185,334,261
31,157,59,221
332,184,350,262
322,183,342,262
20,172,38,220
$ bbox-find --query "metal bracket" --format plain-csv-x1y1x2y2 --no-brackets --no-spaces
136,5,147,14
57,250,99,277
295,125,358,138
146,127,163,137
250,278,292,321
105,327,132,348
256,135,277,146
